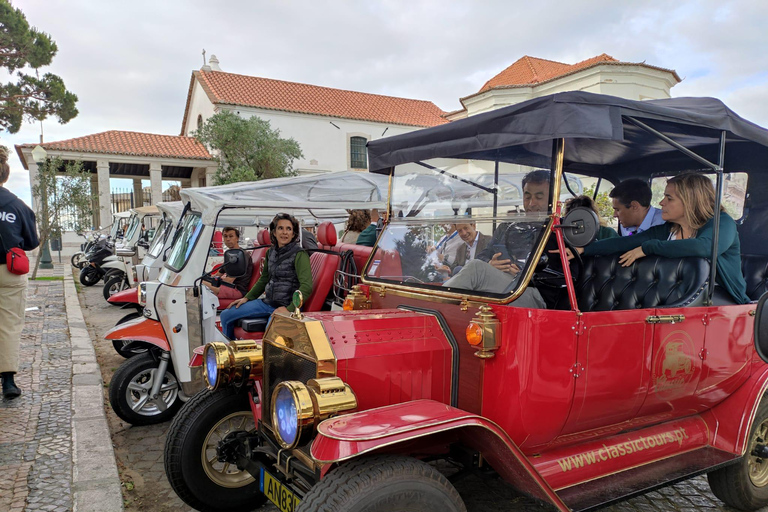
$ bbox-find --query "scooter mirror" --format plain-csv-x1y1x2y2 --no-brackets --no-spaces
222,249,248,278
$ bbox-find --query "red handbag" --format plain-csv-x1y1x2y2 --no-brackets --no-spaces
0,232,29,275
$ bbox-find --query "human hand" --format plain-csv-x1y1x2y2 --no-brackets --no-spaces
619,247,646,267
273,306,290,316
549,246,583,261
490,252,521,275
228,297,249,309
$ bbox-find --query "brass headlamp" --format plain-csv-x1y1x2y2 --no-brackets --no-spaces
203,340,263,390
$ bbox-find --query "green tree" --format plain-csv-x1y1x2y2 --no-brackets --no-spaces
0,0,78,133
583,185,614,221
30,157,93,278
195,111,303,185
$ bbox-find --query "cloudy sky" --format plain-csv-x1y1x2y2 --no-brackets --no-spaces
2,0,767,206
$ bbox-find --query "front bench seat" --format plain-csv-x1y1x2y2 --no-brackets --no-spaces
741,254,768,302
576,255,710,312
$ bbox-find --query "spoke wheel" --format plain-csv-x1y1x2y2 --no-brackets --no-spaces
165,388,266,512
709,397,768,510
109,352,182,425
103,275,129,301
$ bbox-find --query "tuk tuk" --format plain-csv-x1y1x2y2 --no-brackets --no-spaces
168,91,768,512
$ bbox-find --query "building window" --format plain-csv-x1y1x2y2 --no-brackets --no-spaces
197,115,203,132
350,136,367,169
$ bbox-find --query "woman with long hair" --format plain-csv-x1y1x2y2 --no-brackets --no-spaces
340,209,370,243
0,147,39,398
563,195,618,240
219,213,313,339
570,173,749,304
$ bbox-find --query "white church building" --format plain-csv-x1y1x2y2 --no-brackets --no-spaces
16,53,679,228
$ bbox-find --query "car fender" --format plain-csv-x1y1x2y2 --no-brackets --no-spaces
103,316,170,351
310,399,569,512
108,287,138,304
701,361,768,455
101,260,126,271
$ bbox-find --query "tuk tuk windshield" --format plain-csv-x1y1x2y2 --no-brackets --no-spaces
166,213,203,272
123,214,141,242
146,217,172,259
366,160,580,299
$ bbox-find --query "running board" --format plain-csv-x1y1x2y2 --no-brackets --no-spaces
557,447,739,512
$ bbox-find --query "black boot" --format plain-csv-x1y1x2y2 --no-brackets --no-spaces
2,372,21,399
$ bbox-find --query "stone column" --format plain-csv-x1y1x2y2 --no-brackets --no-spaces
96,160,111,228
90,174,99,229
149,163,163,205
205,166,217,187
27,161,39,211
133,179,144,207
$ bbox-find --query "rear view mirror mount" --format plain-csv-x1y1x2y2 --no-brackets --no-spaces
558,207,599,248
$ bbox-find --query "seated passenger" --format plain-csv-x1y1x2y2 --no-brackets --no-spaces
609,178,665,236
443,170,550,308
437,222,491,275
355,209,380,247
568,173,749,304
220,213,314,339
203,227,253,300
564,195,619,240
340,210,369,243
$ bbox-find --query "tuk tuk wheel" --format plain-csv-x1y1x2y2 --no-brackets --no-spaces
708,398,768,509
112,312,150,359
102,269,123,283
79,266,100,286
70,252,85,268
164,388,266,512
297,455,466,512
108,352,182,426
103,275,129,301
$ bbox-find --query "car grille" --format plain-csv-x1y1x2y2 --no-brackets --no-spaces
262,340,318,427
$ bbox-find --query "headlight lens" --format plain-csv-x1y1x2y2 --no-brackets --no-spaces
205,348,219,389
138,283,147,306
202,340,262,391
274,386,299,446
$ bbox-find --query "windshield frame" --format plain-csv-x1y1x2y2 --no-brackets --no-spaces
361,140,564,305
123,214,141,242
145,216,172,260
165,212,204,273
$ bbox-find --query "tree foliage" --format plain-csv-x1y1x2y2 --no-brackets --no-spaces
0,1,78,133
30,157,93,278
194,111,303,185
583,185,615,223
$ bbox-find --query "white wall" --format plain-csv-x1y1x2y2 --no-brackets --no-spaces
183,80,218,136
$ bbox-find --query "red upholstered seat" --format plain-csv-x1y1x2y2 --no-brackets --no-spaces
217,242,270,310
211,231,223,255
316,221,337,249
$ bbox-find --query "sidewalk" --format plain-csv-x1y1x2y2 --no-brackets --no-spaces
0,261,123,512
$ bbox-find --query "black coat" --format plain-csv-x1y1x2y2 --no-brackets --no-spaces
0,187,39,263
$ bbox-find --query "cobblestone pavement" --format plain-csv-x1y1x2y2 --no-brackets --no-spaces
78,278,753,512
0,278,73,512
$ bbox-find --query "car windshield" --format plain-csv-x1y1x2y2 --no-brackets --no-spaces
166,213,203,271
146,217,172,259
365,160,581,299
124,214,141,241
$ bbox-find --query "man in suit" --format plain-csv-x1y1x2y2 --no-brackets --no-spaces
439,222,491,275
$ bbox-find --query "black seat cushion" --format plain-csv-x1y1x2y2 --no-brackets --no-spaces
741,254,768,302
577,255,710,312
239,318,269,333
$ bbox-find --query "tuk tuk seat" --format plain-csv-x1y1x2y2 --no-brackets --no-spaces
217,233,271,310
576,254,710,312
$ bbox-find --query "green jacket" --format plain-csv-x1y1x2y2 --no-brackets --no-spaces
244,250,313,312
598,225,619,240
355,224,377,247
584,212,749,304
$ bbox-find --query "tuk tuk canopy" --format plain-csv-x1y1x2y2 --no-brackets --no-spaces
180,171,390,225
367,91,768,181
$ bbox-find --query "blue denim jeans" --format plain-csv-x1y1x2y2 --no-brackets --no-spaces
219,299,276,339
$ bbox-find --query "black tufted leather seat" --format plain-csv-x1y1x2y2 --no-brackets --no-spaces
576,255,710,312
741,254,768,302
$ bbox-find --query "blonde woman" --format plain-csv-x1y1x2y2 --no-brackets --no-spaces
569,173,749,304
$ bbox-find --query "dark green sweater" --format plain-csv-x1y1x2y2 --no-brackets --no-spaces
244,250,313,312
584,212,749,304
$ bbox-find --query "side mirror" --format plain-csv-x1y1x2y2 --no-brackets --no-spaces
559,207,599,247
222,249,248,278
137,240,149,249
754,293,768,363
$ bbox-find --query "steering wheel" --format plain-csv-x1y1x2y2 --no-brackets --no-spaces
532,242,584,289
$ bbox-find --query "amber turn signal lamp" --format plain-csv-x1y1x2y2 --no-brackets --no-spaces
466,322,484,346
342,297,354,311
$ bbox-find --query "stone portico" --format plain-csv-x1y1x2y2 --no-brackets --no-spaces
16,131,215,228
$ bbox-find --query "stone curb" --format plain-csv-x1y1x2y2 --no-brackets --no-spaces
63,276,124,512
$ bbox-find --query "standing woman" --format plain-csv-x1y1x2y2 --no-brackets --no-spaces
0,147,39,399
570,173,749,304
219,213,313,339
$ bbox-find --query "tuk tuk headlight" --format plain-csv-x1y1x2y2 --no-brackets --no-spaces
138,283,147,306
271,377,357,449
202,340,263,391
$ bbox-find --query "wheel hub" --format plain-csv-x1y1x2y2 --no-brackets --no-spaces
201,411,256,488
749,421,768,487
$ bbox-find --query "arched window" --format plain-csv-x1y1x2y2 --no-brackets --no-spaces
197,115,203,132
350,136,367,169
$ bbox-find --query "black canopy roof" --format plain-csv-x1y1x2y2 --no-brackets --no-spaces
367,91,768,181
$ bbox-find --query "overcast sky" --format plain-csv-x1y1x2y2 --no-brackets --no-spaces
2,0,767,207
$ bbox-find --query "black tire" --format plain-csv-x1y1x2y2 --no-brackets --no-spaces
79,266,100,286
164,388,266,512
108,352,182,425
297,455,466,512
709,398,768,510
102,269,123,283
112,312,150,359
71,252,84,268
103,274,129,301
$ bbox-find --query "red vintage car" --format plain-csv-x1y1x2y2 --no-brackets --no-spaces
164,91,768,512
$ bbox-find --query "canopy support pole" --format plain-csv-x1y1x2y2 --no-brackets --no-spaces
624,116,720,171
706,131,727,305
493,160,499,231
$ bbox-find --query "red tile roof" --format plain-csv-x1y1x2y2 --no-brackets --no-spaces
16,131,212,167
475,54,680,95
181,70,447,134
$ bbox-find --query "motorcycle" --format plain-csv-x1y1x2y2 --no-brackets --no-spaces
78,237,115,286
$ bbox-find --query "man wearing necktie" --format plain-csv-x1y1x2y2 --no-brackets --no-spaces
609,179,665,236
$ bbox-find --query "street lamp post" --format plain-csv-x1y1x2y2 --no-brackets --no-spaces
31,145,53,270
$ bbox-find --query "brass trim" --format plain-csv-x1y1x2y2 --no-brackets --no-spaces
750,309,757,317
646,314,686,324
271,381,315,449
263,315,337,377
470,305,501,359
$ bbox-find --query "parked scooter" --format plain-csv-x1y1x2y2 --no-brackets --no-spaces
78,236,116,286
103,172,388,425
